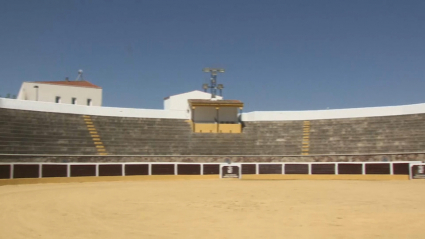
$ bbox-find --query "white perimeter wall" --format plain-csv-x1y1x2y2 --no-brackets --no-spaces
0,98,188,119
241,103,425,121
2,97,425,121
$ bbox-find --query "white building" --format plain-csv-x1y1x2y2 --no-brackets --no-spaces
163,90,222,112
163,90,242,133
17,80,102,106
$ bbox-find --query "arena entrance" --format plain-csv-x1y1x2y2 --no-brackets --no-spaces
220,163,241,179
410,163,425,179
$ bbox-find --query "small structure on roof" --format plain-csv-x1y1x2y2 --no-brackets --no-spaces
163,67,244,133
163,90,222,111
16,70,102,106
189,99,243,133
187,67,244,133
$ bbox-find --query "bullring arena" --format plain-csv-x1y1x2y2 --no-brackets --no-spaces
1,88,425,238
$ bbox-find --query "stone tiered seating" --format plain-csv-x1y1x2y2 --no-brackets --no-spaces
90,116,255,155
90,115,192,155
0,108,305,156
90,117,302,155
240,121,303,155
0,108,97,154
308,114,425,154
1,107,424,156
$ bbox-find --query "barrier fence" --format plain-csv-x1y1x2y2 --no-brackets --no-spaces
0,161,423,180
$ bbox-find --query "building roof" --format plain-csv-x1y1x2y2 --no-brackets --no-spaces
32,80,101,89
164,90,221,100
188,99,244,108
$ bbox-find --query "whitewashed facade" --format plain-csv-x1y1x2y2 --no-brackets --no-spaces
17,81,102,106
163,90,222,112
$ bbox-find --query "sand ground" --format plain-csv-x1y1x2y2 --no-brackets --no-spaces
1,179,425,239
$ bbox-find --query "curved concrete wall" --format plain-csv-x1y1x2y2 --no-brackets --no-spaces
241,103,425,121
2,97,425,121
0,98,188,119
1,103,425,156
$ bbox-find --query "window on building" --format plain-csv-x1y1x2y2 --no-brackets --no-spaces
55,96,61,103
87,99,92,106
72,98,77,104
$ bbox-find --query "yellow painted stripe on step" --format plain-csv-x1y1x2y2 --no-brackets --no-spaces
85,122,94,125
92,138,101,141
87,125,95,128
94,142,103,145
88,128,97,131
303,136,310,139
303,133,310,136
91,135,100,138
83,115,91,118
303,130,310,133
302,137,309,140
89,131,98,134
302,145,309,148
302,142,309,145
96,145,105,148
97,149,106,152
302,153,309,155
302,148,310,151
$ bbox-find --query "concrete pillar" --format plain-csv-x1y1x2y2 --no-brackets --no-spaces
216,107,219,133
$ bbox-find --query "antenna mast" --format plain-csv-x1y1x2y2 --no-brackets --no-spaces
75,69,84,81
202,68,225,99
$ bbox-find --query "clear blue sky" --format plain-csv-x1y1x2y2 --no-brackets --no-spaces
1,0,424,111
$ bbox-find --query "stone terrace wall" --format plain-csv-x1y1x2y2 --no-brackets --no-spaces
0,108,304,156
1,107,425,157
0,108,97,155
309,113,425,154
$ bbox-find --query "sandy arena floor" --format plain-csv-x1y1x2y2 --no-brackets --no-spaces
1,179,425,239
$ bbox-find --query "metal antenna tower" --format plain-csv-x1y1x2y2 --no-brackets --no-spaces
202,68,225,99
75,69,84,81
